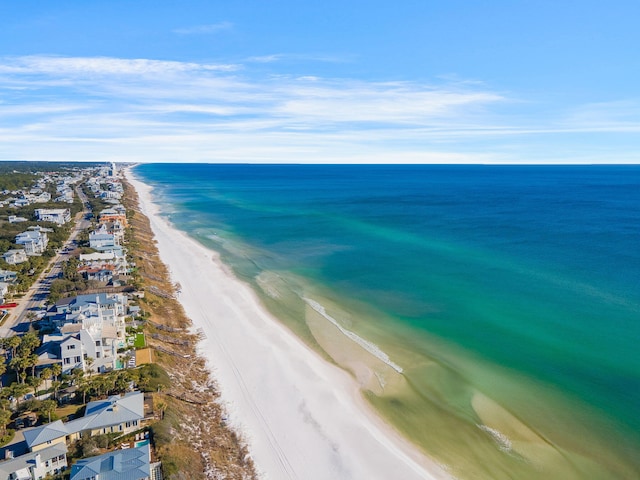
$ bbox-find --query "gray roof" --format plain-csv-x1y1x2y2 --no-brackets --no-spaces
0,443,67,480
22,420,68,449
70,444,150,480
65,392,144,434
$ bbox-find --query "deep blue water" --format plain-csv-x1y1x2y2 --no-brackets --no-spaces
135,164,640,440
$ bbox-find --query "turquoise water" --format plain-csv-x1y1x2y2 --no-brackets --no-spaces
135,164,639,478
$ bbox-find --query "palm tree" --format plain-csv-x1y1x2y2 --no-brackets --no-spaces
40,367,53,391
18,332,40,356
9,383,30,408
27,375,43,396
5,336,20,360
39,399,57,423
0,362,6,392
0,408,11,437
51,380,62,402
51,363,62,383
155,399,167,420
85,357,95,377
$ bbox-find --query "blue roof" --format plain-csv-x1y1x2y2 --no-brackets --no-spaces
71,444,150,480
0,443,67,480
22,420,68,448
65,392,144,435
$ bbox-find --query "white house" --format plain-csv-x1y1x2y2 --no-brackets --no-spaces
2,249,28,265
15,231,48,255
0,270,17,283
56,323,119,374
89,225,119,250
35,208,71,225
0,443,68,480
0,282,8,302
7,215,28,223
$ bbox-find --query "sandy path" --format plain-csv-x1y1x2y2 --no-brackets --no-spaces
128,170,449,480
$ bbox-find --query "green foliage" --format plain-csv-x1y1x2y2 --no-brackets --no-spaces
0,172,37,191
133,363,170,392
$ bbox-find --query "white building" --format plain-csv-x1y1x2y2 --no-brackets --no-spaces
15,231,48,255
89,225,119,250
2,249,28,265
35,208,71,225
0,443,68,480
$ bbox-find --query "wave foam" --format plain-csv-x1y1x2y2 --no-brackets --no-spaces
304,298,403,374
477,424,513,453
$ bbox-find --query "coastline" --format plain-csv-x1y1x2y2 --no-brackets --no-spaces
126,168,450,480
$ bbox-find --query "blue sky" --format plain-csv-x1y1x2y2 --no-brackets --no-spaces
0,1,638,163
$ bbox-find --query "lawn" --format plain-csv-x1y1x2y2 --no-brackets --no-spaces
133,332,146,348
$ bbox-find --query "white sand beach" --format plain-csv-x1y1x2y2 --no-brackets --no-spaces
127,171,450,480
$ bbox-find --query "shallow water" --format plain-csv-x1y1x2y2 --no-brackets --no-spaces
136,164,640,479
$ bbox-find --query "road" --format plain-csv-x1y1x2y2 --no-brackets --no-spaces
0,184,92,338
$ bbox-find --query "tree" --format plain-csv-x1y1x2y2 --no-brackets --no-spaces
8,383,29,408
0,363,6,392
51,363,61,383
17,332,40,356
39,399,57,423
27,375,42,396
0,409,10,437
51,380,62,402
4,336,21,359
155,399,167,420
9,356,28,384
27,353,39,378
40,367,52,391
85,357,95,377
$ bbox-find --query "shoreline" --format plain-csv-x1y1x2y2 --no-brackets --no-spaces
126,169,450,480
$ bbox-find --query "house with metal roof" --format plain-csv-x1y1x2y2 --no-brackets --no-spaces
0,443,67,480
1,249,28,265
23,420,68,453
70,443,155,480
66,392,145,441
21,393,145,452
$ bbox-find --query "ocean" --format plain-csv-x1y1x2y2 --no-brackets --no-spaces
134,164,639,479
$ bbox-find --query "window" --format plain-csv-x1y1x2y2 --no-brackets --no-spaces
95,340,100,346
66,344,76,350
96,352,101,358
74,356,81,363
64,358,71,365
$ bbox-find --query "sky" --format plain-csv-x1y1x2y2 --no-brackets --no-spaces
0,0,638,164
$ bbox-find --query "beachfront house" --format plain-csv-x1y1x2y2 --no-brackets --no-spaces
15,230,48,255
42,320,121,374
35,208,71,225
70,443,160,480
89,225,119,250
17,392,145,453
2,249,28,265
98,206,128,227
0,283,8,303
0,443,68,480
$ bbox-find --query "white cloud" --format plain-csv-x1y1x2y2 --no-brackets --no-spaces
173,22,233,35
0,54,637,164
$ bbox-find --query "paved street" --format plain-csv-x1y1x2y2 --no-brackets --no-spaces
0,185,91,338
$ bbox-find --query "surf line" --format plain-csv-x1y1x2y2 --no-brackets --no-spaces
304,298,404,374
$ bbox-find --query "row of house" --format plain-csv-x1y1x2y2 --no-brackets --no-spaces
0,392,160,480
